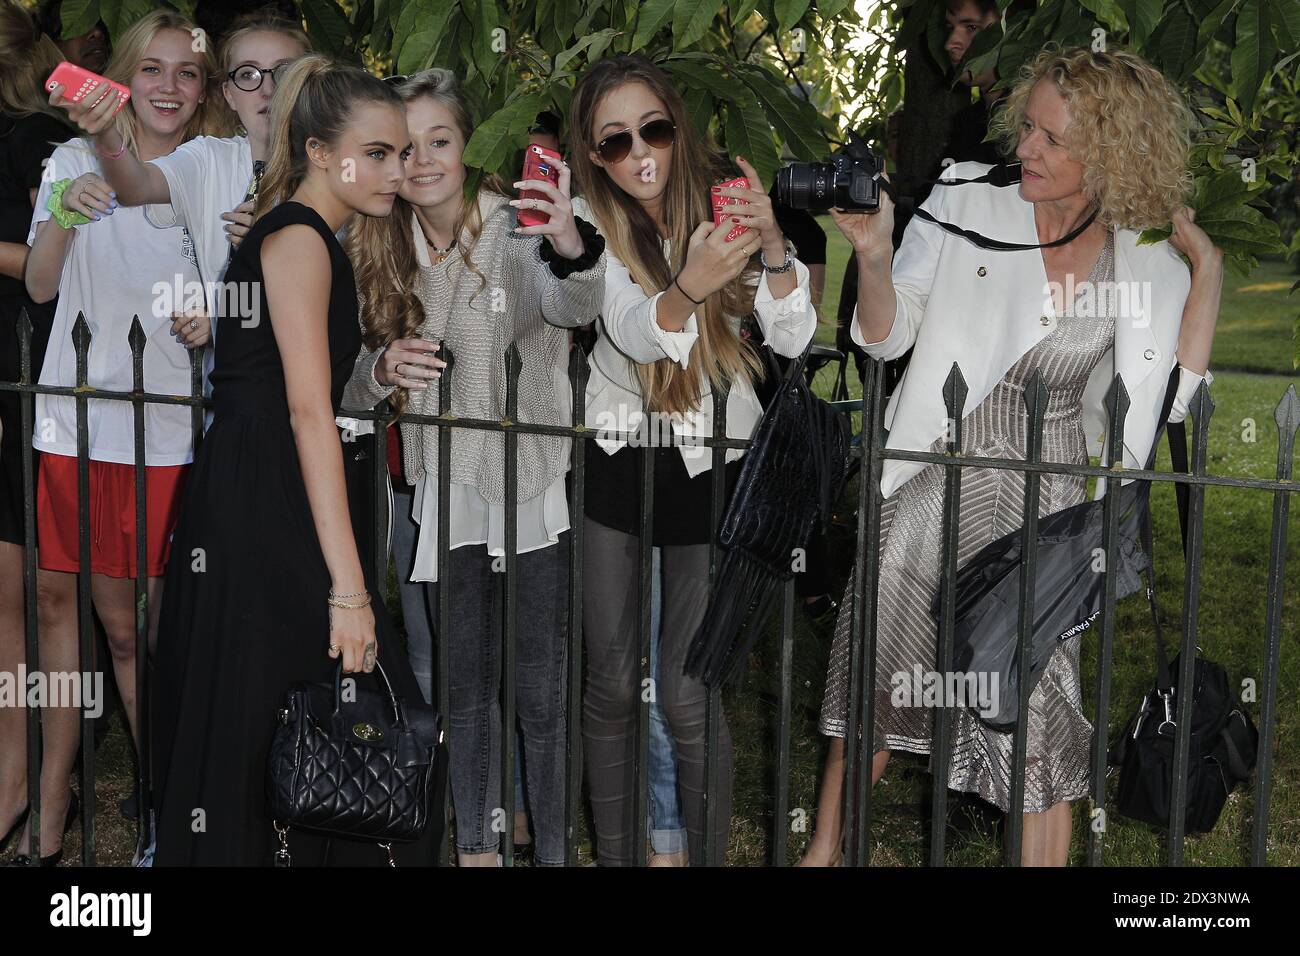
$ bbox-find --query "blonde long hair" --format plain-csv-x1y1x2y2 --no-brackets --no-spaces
569,54,761,416
0,0,65,119
991,45,1194,231
103,9,223,159
345,67,510,418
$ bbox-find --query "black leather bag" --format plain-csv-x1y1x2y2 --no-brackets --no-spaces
684,341,852,687
1107,497,1258,834
267,661,444,865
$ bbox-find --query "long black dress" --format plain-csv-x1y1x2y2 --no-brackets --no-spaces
151,201,439,866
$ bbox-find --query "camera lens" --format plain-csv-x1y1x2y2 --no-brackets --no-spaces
775,162,833,212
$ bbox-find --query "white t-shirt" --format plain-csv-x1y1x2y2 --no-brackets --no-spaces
29,138,202,465
144,134,254,309
144,135,255,410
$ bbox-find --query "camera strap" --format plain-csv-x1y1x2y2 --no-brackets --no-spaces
876,162,1099,251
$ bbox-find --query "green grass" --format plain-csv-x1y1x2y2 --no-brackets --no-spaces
76,229,1299,868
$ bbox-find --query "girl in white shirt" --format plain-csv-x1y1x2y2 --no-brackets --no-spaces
55,12,311,354
563,54,817,865
14,8,222,866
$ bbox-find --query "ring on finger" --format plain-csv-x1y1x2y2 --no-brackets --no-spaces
189,319,198,331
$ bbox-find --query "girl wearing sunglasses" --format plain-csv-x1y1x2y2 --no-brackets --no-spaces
560,54,816,865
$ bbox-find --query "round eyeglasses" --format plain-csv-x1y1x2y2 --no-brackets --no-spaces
227,64,288,92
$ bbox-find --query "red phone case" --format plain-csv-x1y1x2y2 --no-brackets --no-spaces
45,62,131,116
712,176,750,242
518,143,562,228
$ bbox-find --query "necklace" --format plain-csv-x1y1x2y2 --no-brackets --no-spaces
426,235,456,265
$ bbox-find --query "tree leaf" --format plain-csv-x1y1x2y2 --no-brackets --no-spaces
736,63,827,159
723,85,780,186
816,0,856,20
1150,3,1200,80
673,0,725,49
663,57,741,102
682,85,716,139
773,0,811,31
464,0,501,80
463,92,546,173
632,0,678,49
1230,0,1275,115
301,0,354,59
1124,0,1163,45
554,28,620,74
396,3,460,74
1274,0,1300,46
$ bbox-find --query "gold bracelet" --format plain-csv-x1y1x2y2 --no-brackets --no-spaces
329,588,367,600
327,593,372,610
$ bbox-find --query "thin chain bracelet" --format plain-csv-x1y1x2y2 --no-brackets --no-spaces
329,588,367,600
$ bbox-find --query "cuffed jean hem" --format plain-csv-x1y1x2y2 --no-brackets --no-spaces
456,840,500,856
650,827,688,855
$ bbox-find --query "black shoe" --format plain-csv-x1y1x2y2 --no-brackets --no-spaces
0,805,30,856
5,791,79,867
802,594,839,624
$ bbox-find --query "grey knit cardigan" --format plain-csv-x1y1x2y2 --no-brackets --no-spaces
343,190,606,504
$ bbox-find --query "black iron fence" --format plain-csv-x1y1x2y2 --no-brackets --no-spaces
2,308,1297,866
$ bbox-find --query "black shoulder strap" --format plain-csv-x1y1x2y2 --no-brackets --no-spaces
875,163,1099,252
1140,366,1194,692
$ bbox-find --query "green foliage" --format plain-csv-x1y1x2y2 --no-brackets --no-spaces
52,0,1300,364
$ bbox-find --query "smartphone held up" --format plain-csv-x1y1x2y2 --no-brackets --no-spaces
45,62,131,117
518,143,563,228
712,177,750,242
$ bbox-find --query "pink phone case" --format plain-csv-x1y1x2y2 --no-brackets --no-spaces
519,143,562,228
712,176,750,242
45,62,131,116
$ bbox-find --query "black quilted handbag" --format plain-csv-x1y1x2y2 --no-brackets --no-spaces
267,661,444,865
684,341,851,687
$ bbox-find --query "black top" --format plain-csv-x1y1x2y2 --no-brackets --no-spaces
210,200,359,421
0,111,71,304
584,443,743,546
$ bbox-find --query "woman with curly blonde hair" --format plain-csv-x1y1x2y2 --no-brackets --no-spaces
799,45,1222,867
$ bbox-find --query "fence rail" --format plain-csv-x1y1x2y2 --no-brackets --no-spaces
2,309,1297,866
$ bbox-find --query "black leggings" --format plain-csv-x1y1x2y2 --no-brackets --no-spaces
581,517,733,865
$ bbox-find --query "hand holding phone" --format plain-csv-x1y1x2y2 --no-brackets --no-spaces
518,143,562,228
712,176,750,242
45,62,131,118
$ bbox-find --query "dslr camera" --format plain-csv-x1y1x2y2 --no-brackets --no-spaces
775,129,883,214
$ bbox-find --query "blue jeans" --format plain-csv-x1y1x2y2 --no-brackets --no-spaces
648,546,686,854
395,486,568,865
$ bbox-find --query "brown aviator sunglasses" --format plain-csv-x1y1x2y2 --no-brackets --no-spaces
595,118,677,163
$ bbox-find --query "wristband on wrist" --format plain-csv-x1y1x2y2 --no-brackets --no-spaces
673,273,703,305
96,136,128,160
47,179,93,229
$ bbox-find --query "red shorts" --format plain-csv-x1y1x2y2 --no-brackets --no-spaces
36,454,188,578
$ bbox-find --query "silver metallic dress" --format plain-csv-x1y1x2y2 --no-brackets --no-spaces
819,230,1116,813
